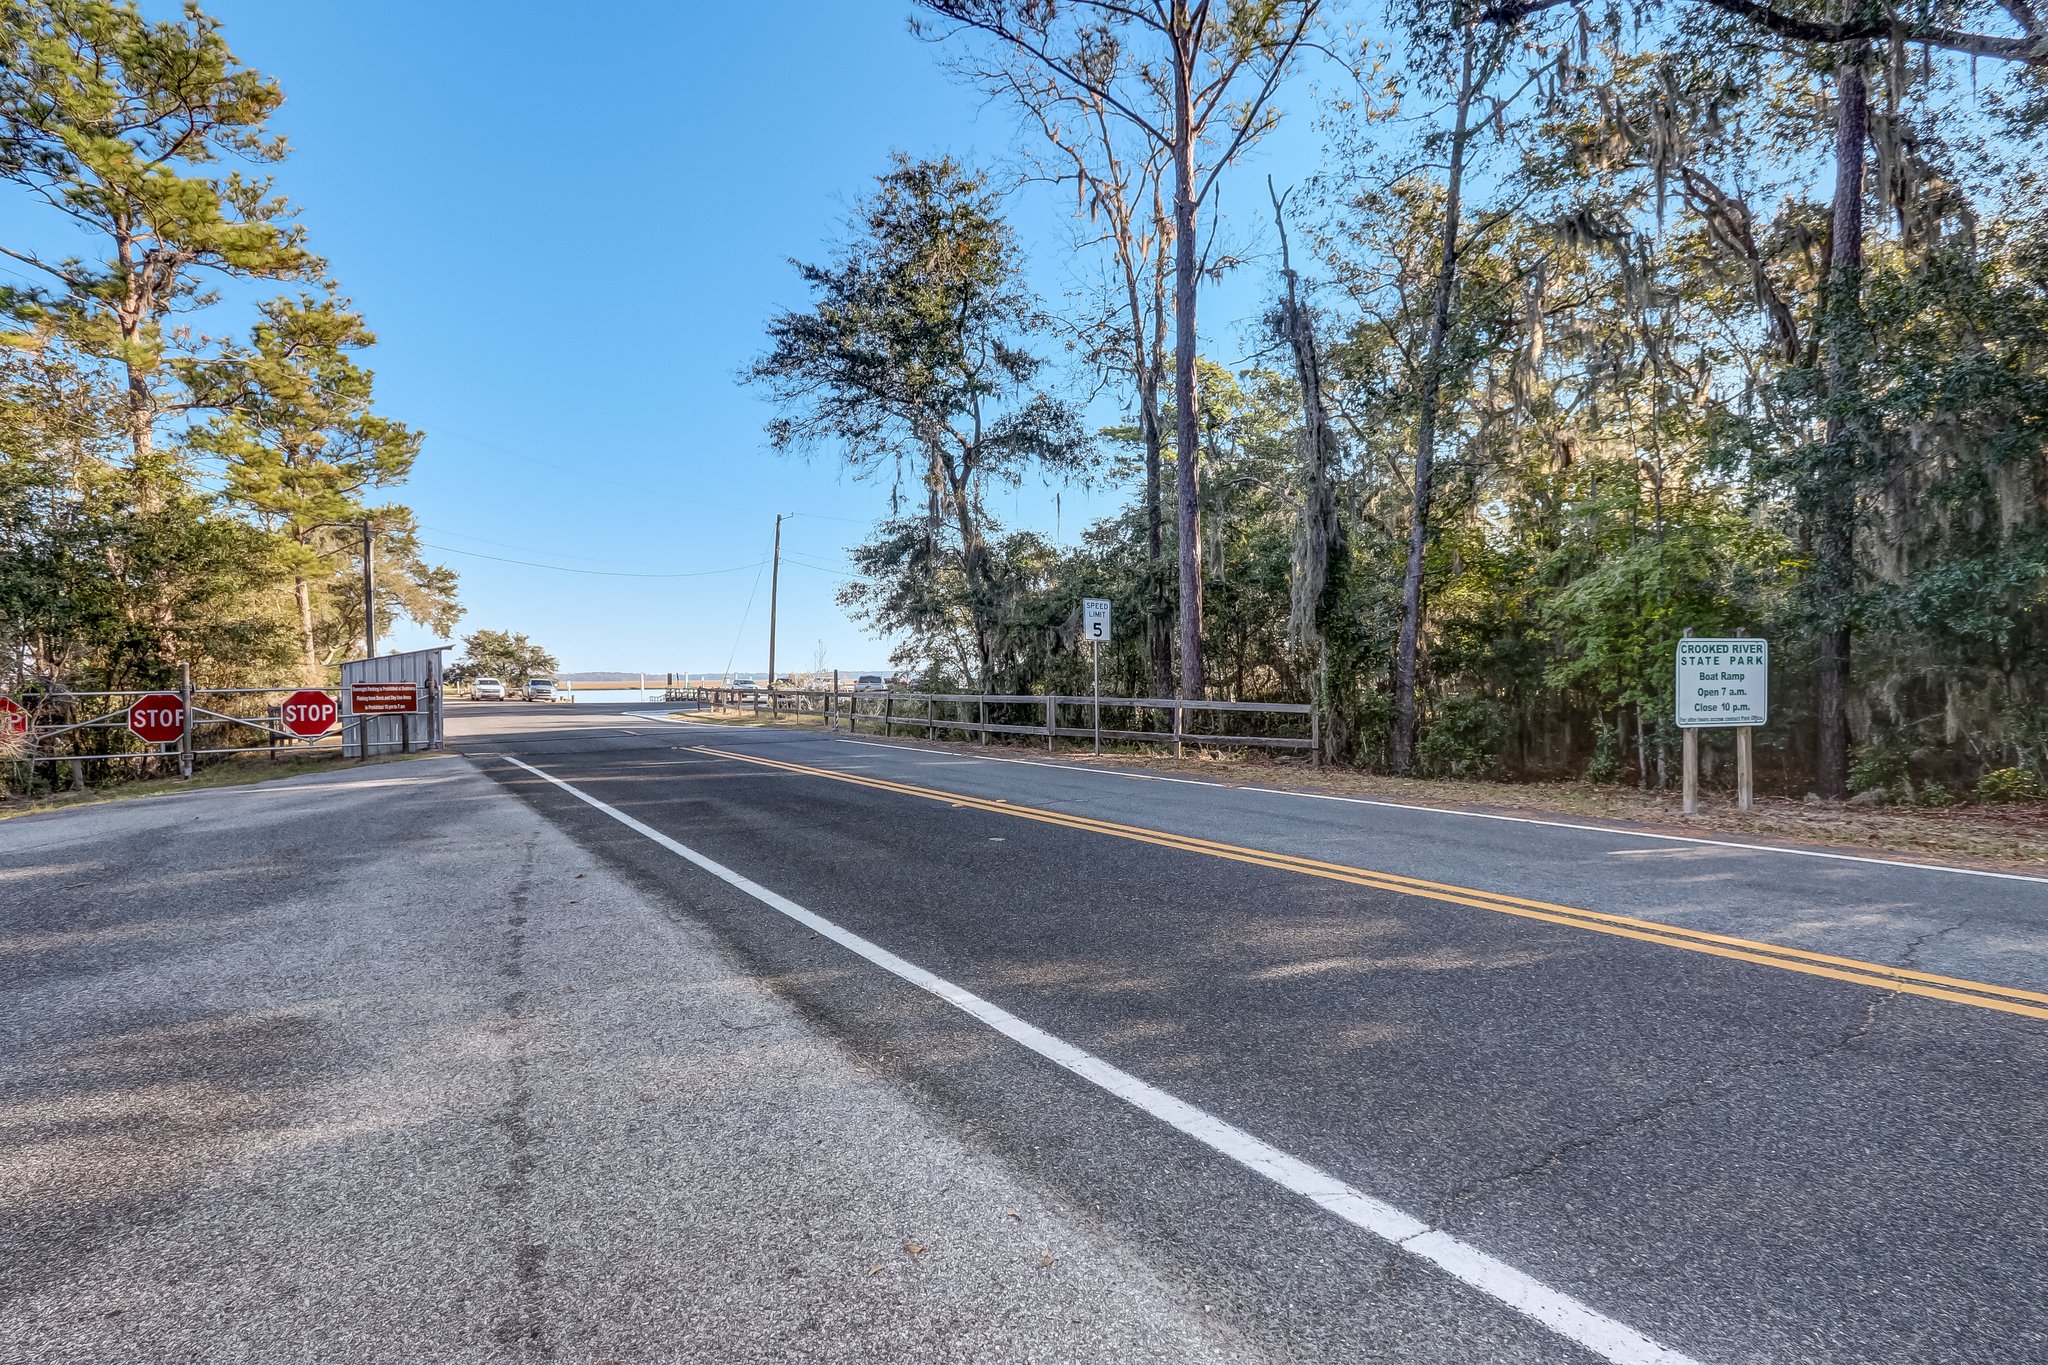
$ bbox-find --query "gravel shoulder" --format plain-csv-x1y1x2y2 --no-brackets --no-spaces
0,755,1250,1364
677,714,2048,871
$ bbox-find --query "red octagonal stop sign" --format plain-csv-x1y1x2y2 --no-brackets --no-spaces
127,692,186,743
279,689,337,738
0,697,25,735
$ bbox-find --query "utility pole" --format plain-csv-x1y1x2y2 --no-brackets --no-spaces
360,521,378,658
766,513,783,695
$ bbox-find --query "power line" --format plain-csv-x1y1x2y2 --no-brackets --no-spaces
723,558,770,680
417,524,657,565
427,427,873,525
780,556,863,583
416,541,767,579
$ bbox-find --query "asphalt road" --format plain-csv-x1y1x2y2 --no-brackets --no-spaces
6,701,2044,1364
450,701,2047,1365
0,754,1247,1364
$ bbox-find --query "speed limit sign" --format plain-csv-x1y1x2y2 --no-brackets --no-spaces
1082,598,1111,642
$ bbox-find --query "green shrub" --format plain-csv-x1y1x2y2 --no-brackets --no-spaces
1585,720,1623,784
1849,740,1912,799
1975,766,2043,803
1914,781,1956,808
1415,694,1508,780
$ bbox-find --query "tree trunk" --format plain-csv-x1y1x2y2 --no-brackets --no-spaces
1139,366,1175,697
1392,36,1476,773
1814,42,1869,799
1147,184,1175,699
1170,4,1205,700
294,575,320,685
1273,181,1348,759
940,456,999,693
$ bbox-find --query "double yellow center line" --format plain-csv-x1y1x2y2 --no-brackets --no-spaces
691,744,2048,1023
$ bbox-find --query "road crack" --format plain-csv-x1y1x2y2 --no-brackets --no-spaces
490,842,553,1361
1436,920,1969,1218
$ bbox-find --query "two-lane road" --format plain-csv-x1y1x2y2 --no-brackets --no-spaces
450,700,2048,1365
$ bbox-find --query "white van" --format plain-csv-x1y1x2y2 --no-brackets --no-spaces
525,677,557,702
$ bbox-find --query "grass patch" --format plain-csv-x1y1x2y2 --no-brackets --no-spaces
808,729,2048,871
0,750,432,821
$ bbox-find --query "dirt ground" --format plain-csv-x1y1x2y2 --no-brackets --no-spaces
673,707,2048,871
0,751,426,821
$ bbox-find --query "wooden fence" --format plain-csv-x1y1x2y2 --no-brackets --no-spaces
663,687,1317,762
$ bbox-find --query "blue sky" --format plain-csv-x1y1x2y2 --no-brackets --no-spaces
22,2,1331,675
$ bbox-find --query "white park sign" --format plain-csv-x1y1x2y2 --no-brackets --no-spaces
1675,637,1768,728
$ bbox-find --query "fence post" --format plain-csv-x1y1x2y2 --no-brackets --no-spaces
1311,703,1321,769
1092,644,1101,757
400,712,412,754
979,696,987,747
884,694,893,735
177,662,193,780
1734,627,1754,811
1045,696,1054,751
1682,728,1699,814
1173,702,1183,759
1736,725,1754,812
1680,626,1699,814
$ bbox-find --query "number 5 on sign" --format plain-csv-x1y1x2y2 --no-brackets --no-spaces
1082,598,1111,642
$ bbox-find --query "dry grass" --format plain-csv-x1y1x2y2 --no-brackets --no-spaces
0,750,430,822
701,717,2048,871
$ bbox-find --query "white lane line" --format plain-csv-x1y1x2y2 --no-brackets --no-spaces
831,738,2046,885
500,752,1703,1365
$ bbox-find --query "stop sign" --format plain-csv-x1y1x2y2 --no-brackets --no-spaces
127,692,186,743
0,697,24,735
279,689,337,737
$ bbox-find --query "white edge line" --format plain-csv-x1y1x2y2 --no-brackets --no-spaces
499,751,1703,1365
624,710,727,728
830,737,2047,885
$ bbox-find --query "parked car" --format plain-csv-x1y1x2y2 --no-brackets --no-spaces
730,678,760,694
524,677,557,702
854,674,887,693
471,676,505,700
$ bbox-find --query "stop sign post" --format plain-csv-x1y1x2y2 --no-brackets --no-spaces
127,692,187,744
279,689,337,738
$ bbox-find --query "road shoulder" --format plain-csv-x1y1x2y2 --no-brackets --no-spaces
0,755,1250,1364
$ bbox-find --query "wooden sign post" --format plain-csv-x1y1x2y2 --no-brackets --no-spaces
1675,627,1768,814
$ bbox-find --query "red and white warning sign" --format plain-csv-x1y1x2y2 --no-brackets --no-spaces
279,689,338,737
0,697,26,735
127,692,187,743
348,682,419,715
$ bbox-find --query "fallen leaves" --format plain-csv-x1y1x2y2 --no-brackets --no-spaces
902,1241,926,1258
